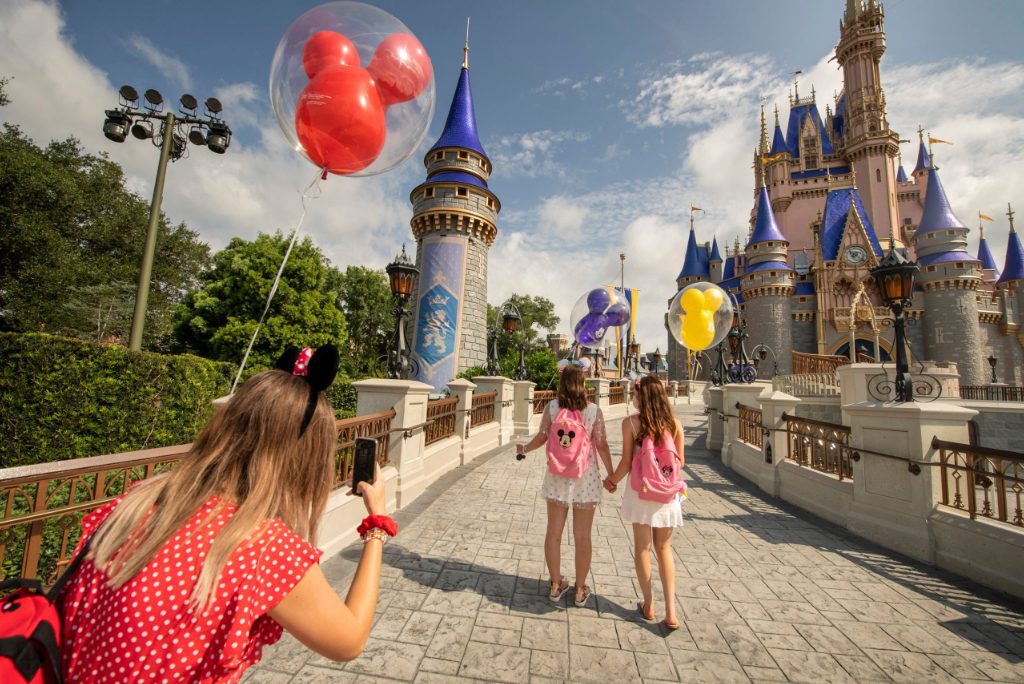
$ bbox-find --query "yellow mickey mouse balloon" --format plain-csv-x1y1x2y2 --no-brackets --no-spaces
668,282,734,351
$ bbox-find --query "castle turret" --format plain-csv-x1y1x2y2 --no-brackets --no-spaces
911,129,931,186
836,0,900,241
912,165,985,385
709,237,724,284
676,220,709,288
994,205,1024,383
976,222,1000,284
741,184,795,375
409,37,499,390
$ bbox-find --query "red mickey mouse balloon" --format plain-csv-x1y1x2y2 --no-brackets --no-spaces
302,30,360,79
295,66,386,174
368,33,433,106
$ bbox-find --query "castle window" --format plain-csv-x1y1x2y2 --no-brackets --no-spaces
425,188,434,198
457,187,467,197
955,263,964,269
803,137,818,170
434,152,443,161
458,151,469,160
876,169,881,183
927,266,936,272
799,297,808,303
487,198,494,209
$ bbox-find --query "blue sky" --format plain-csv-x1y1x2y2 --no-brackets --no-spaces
3,0,1023,350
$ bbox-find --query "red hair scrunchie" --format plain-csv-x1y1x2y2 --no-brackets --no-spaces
357,515,397,537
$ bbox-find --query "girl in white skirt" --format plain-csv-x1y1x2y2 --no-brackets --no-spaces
604,375,684,629
516,365,613,606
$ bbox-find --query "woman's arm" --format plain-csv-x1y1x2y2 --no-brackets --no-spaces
674,419,685,467
517,404,551,456
608,418,636,485
268,467,387,662
592,409,613,477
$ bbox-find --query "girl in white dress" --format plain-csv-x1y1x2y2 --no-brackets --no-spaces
605,375,684,629
516,365,613,605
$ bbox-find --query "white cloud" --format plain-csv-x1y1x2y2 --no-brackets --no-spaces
489,129,590,178
126,35,192,91
0,0,415,272
536,196,589,245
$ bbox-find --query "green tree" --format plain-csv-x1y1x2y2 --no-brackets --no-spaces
0,76,10,106
0,125,210,349
487,293,559,358
336,265,395,378
173,232,347,371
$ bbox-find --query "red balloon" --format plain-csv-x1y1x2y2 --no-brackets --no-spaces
302,30,359,79
295,66,386,175
368,33,433,106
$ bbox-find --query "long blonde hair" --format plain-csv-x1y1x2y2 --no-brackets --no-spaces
633,375,675,443
86,370,336,610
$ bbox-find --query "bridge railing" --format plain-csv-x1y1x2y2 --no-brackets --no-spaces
772,373,840,397
736,403,763,448
959,386,1024,402
792,351,851,375
782,412,853,480
934,438,1023,528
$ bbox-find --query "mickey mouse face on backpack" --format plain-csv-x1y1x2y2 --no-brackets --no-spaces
557,429,576,448
661,464,674,477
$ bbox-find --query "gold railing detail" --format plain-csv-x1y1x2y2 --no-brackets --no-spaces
792,351,851,375
782,413,853,480
424,398,458,445
335,410,395,487
609,386,625,405
533,390,556,415
736,403,764,448
934,438,1023,528
471,391,497,426
772,373,841,397
959,386,1024,402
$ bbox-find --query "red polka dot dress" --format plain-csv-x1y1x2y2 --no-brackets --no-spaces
59,496,321,683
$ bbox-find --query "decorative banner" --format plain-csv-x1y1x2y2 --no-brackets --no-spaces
614,287,637,375
412,236,467,392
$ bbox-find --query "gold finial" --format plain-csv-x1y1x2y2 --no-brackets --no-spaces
774,104,780,127
1009,203,1017,233
917,125,924,144
811,84,816,102
759,103,768,153
462,17,470,69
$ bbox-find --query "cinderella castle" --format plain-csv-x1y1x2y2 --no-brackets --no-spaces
669,0,1024,387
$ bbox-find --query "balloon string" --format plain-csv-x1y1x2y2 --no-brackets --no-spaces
230,168,325,393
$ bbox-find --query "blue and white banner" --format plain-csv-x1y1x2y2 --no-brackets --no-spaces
412,237,467,392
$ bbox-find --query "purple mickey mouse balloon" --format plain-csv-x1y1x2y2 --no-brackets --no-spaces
569,287,631,346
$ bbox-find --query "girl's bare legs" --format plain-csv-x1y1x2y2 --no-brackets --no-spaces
545,500,570,591
652,527,677,625
571,505,596,597
632,523,654,614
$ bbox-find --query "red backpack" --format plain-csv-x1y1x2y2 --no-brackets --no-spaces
631,426,687,504
0,539,91,684
545,404,592,478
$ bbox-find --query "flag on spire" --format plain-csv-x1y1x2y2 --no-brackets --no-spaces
928,137,953,145
979,212,994,222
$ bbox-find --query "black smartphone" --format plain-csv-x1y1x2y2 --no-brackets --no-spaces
351,437,377,496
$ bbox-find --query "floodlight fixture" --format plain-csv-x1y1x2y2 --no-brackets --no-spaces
179,93,198,111
188,127,206,146
144,88,164,106
205,121,231,154
119,85,139,103
131,121,154,140
205,97,222,114
102,109,131,143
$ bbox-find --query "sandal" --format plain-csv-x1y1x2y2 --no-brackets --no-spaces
574,584,593,606
549,578,570,602
637,601,655,622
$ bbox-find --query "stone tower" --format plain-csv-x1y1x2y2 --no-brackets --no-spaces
741,185,795,377
913,164,985,385
835,0,900,241
409,39,499,392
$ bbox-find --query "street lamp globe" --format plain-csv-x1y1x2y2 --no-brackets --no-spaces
386,245,419,303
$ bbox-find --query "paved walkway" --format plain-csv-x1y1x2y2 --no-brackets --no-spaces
245,406,1024,683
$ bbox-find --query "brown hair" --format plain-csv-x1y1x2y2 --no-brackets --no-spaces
86,370,337,610
557,365,588,411
633,375,676,444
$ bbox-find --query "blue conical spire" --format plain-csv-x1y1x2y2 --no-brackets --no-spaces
997,222,1024,284
678,226,704,278
770,123,787,155
917,167,966,234
747,185,787,246
429,67,488,159
709,237,722,262
977,229,1000,278
913,139,930,174
896,164,908,183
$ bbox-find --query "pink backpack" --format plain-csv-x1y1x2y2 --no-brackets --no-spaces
545,404,592,478
631,424,687,503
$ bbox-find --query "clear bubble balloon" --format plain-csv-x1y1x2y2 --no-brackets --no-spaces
270,2,435,177
570,288,632,347
667,282,734,351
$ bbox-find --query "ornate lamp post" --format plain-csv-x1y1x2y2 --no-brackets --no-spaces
870,237,920,402
652,348,662,375
987,354,998,384
385,245,419,379
103,85,232,350
486,300,523,377
751,344,779,377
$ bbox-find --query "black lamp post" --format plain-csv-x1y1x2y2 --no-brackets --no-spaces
486,300,523,376
385,245,419,379
870,236,920,402
652,347,662,375
103,86,231,350
988,354,998,384
628,341,641,375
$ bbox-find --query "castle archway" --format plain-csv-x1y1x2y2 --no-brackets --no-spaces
832,338,891,362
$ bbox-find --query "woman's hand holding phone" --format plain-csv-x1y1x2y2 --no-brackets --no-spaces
357,462,386,516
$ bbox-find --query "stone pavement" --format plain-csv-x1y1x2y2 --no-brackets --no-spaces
245,406,1024,683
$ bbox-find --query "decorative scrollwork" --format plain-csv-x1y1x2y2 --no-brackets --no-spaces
866,357,943,403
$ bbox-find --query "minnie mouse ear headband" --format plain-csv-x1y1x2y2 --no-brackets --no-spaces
556,358,593,373
274,344,340,437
